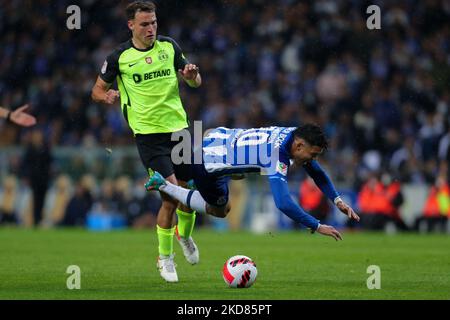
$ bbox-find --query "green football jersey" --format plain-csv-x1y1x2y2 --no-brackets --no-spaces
100,36,189,134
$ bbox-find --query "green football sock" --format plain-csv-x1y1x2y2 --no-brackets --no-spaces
157,225,175,257
176,208,196,239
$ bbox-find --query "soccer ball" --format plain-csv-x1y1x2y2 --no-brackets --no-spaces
222,255,257,288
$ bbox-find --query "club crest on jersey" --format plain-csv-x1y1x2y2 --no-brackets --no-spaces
276,161,288,176
145,57,153,64
158,50,168,61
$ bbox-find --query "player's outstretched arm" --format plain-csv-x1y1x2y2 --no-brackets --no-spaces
91,76,120,105
0,104,36,127
269,175,343,241
269,176,319,230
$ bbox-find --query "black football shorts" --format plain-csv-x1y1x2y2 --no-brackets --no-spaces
135,131,192,182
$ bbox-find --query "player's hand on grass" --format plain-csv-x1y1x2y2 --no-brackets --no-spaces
178,63,199,81
336,199,360,222
104,89,120,104
10,104,36,127
317,224,343,241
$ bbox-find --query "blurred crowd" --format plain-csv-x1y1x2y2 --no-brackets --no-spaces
0,172,166,228
0,0,449,230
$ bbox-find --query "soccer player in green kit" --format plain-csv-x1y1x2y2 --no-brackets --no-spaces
91,1,201,282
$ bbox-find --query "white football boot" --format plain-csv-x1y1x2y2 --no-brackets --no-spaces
157,254,178,282
175,226,199,265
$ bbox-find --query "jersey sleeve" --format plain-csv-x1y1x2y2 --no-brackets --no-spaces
268,175,320,231
166,36,189,71
99,51,120,84
302,160,340,202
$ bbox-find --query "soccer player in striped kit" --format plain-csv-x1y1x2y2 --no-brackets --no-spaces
146,124,359,240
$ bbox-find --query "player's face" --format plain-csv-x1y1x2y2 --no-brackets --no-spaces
129,11,157,47
292,140,323,165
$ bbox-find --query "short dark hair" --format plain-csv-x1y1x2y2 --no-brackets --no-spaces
293,124,328,150
126,1,156,20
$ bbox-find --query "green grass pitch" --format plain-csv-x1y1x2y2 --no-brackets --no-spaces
0,227,449,300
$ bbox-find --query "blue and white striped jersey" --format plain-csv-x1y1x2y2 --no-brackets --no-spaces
202,126,296,179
